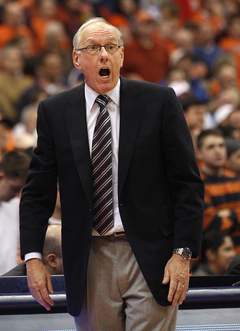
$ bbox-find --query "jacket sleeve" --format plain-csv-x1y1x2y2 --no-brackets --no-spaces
20,100,58,259
161,88,205,257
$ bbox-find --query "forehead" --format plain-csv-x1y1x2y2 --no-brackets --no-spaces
221,236,233,248
80,22,118,45
203,135,225,147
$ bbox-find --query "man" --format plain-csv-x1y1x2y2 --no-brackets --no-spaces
196,129,240,253
225,136,240,177
3,224,63,276
20,17,204,330
0,150,30,275
180,96,206,150
192,230,236,276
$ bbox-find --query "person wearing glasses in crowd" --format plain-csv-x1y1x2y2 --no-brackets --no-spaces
20,17,204,330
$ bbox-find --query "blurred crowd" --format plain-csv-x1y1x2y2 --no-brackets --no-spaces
2,0,240,277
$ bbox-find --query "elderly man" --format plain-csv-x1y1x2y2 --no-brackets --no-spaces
20,17,204,331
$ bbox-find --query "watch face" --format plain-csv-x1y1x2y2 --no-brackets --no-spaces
173,247,192,259
183,248,192,259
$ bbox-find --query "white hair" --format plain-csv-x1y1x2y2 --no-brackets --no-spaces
73,17,124,50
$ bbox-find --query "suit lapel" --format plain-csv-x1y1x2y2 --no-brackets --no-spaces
63,78,144,206
118,77,144,197
63,84,93,207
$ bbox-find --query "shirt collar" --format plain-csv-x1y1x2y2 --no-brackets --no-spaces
85,79,120,112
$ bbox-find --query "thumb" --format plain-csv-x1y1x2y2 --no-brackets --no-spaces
162,269,170,285
46,275,54,294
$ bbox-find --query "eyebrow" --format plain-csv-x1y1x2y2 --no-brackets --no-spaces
85,37,117,44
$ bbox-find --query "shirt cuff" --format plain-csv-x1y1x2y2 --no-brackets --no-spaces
25,252,42,262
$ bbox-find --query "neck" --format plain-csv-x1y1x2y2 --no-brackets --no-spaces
52,207,61,220
207,262,224,275
201,164,224,177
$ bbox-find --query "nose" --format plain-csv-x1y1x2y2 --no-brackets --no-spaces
99,46,108,61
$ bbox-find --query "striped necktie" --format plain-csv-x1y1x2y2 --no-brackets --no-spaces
92,94,114,235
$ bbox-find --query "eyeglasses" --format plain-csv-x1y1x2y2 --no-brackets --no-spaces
75,44,122,55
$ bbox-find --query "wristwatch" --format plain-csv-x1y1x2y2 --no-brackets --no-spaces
173,247,192,260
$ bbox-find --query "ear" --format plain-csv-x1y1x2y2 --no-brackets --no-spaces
72,50,82,71
205,248,216,262
195,147,202,161
46,254,57,268
120,46,124,68
0,171,5,180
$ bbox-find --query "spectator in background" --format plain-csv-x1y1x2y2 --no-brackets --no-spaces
212,87,240,127
196,129,240,253
49,182,61,225
219,14,240,82
222,109,240,142
0,44,33,123
211,61,240,97
180,96,206,149
3,224,63,276
0,119,15,158
0,2,33,51
190,0,225,37
56,0,94,40
208,61,240,114
192,230,236,276
19,50,68,111
121,10,169,83
170,27,195,67
44,20,73,75
225,137,240,177
226,252,240,275
29,0,62,53
0,150,30,275
13,105,38,157
192,22,225,74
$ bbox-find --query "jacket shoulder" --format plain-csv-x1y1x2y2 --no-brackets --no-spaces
120,76,175,97
41,84,84,109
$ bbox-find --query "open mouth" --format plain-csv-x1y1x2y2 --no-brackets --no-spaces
99,68,110,78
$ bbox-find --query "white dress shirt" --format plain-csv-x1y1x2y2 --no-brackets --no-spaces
25,79,124,261
0,197,20,274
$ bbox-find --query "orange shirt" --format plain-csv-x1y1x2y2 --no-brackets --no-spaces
0,25,33,51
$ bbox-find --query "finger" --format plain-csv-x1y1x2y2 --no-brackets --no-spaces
46,275,54,295
30,288,53,311
170,281,183,306
167,279,177,303
41,285,54,307
162,268,170,285
177,285,188,305
172,283,188,306
29,278,54,310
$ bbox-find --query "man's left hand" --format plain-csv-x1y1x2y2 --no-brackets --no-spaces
162,254,190,306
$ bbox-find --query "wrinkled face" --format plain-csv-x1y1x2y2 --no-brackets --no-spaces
0,173,25,202
198,135,227,168
72,22,124,94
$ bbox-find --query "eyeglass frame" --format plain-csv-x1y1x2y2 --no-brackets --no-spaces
75,44,122,54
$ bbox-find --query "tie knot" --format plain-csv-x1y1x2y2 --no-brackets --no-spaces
95,94,109,111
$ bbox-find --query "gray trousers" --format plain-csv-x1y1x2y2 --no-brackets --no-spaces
74,234,178,331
